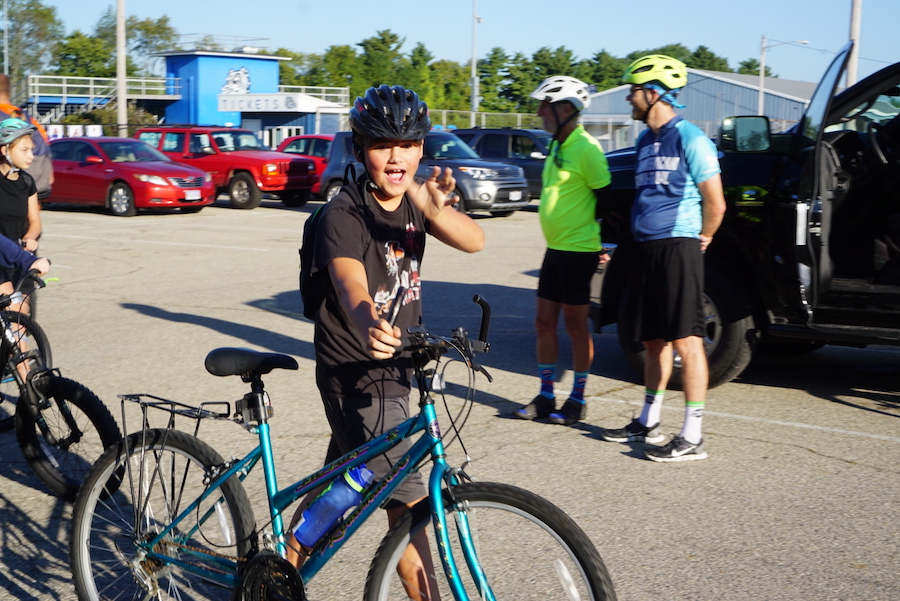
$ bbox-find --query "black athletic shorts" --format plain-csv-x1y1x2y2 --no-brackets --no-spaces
320,391,425,508
537,248,600,305
627,237,705,342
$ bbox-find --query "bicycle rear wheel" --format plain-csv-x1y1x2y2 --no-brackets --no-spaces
15,374,120,501
0,310,51,432
365,481,617,601
70,429,257,601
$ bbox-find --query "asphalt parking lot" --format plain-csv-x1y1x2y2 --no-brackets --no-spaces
0,197,898,600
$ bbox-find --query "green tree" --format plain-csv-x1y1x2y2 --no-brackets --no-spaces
531,46,577,82
689,45,732,72
503,52,540,112
276,47,315,86
626,44,693,65
1,0,65,81
404,43,435,105
52,30,117,77
95,9,178,76
738,58,775,78
478,47,516,112
576,50,629,91
356,30,407,90
320,44,360,93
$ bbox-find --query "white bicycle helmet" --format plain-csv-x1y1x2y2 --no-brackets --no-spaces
530,76,592,110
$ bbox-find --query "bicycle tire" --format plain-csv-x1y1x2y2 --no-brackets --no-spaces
0,311,52,432
364,481,617,601
15,374,120,501
70,429,257,601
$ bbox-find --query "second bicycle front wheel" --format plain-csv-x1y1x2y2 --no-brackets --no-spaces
0,310,51,432
70,429,257,601
15,374,120,501
365,481,617,601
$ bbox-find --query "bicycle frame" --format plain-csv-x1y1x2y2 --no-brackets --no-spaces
135,387,481,599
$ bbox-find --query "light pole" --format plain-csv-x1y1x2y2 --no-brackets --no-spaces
757,35,808,115
469,0,481,127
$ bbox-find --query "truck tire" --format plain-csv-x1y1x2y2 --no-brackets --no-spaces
616,264,755,390
228,173,263,209
324,181,343,202
280,190,310,208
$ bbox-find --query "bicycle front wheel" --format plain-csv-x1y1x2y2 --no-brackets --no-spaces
365,481,617,601
15,374,120,501
70,429,257,601
0,310,51,432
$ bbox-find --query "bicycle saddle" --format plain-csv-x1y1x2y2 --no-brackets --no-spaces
205,347,299,377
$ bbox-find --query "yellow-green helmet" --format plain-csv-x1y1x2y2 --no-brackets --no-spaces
622,55,688,91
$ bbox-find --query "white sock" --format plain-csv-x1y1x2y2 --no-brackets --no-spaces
639,389,664,427
680,402,705,444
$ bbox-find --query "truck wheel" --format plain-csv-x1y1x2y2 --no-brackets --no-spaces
281,190,310,208
324,181,343,202
616,265,755,390
228,173,262,209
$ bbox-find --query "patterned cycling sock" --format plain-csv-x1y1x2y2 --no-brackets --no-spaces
639,389,664,426
539,364,556,399
569,371,588,402
680,401,705,444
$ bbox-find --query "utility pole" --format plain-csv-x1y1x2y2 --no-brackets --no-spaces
847,0,862,87
469,0,480,127
116,0,128,137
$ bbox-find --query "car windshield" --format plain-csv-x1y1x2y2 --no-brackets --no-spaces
213,131,267,151
97,140,170,162
424,132,481,159
534,132,552,150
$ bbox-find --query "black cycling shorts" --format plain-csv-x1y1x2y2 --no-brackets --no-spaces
320,392,425,508
627,237,705,342
537,248,599,305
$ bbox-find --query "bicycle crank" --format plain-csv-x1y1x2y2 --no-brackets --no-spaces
241,551,306,601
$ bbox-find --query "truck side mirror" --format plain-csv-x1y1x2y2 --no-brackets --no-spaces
719,116,771,152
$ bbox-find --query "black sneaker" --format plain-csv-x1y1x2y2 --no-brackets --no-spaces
513,395,556,420
600,418,664,443
644,435,708,462
547,398,586,425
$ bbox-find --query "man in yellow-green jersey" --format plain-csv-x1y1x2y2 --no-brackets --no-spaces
514,75,611,425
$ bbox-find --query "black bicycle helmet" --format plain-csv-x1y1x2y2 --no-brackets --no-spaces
349,85,431,141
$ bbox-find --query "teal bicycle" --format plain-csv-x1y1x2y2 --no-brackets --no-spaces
68,296,616,601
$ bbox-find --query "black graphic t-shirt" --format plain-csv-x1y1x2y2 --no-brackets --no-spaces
313,185,427,399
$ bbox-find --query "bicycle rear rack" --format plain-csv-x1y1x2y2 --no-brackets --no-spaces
118,393,231,438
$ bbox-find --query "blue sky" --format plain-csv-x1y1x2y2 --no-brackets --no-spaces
45,0,895,84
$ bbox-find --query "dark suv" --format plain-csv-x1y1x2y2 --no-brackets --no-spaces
136,125,317,209
319,131,530,216
593,42,900,389
453,128,551,200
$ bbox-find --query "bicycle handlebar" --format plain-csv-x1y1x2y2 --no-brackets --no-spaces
400,295,492,383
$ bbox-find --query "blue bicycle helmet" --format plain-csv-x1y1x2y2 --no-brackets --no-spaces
0,118,36,146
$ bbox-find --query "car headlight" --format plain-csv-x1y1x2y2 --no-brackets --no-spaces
263,163,278,175
457,166,498,180
204,172,212,182
135,174,169,186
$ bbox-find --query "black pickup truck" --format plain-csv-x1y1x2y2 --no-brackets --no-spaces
592,43,900,389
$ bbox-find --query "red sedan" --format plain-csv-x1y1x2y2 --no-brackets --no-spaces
49,137,216,216
275,134,333,196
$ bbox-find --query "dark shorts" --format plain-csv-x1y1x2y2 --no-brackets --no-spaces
537,249,600,305
627,238,705,342
321,392,425,508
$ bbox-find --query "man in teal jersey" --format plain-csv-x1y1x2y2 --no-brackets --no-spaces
600,55,726,462
514,76,612,425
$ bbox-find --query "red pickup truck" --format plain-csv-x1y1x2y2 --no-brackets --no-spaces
135,125,317,209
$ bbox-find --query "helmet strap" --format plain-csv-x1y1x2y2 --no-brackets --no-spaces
550,102,578,142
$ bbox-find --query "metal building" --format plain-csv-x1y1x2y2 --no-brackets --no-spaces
582,68,818,151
